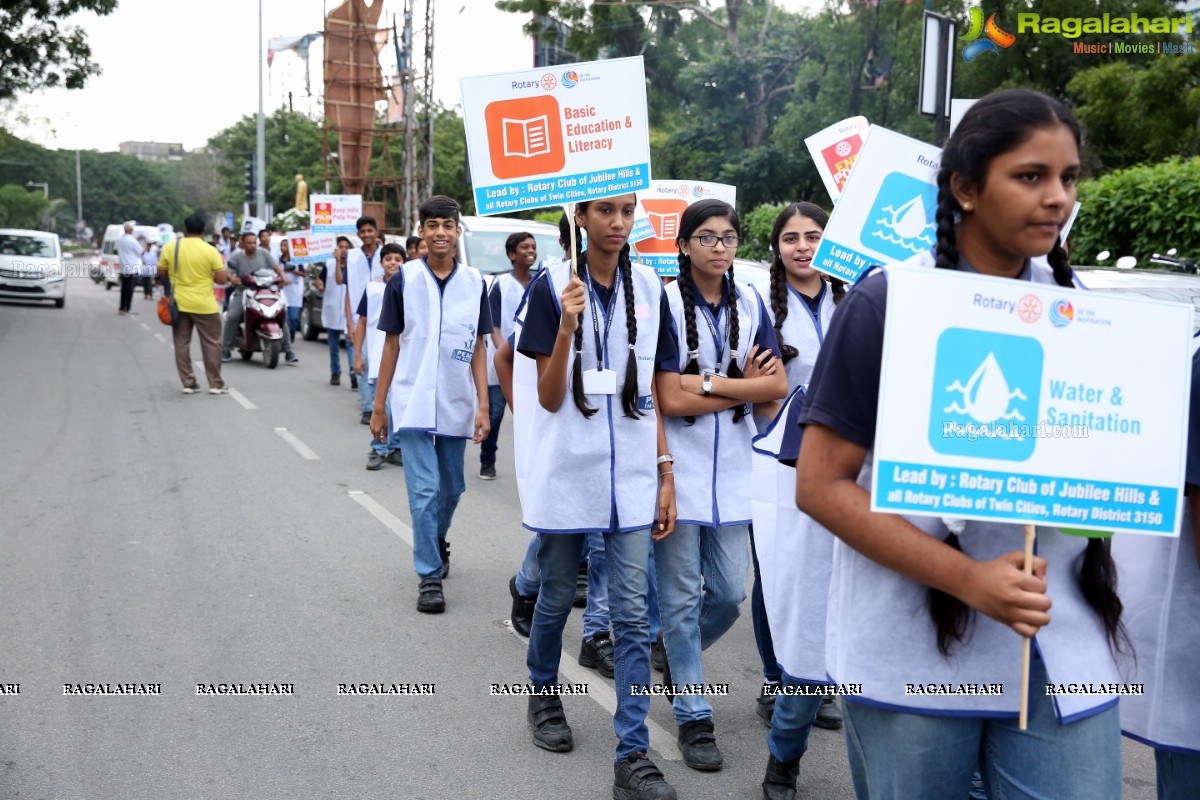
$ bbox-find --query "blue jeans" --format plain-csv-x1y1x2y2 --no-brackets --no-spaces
749,527,781,685
286,305,300,340
358,334,375,413
768,676,823,763
515,532,610,638
527,529,654,761
370,390,403,456
654,522,749,724
394,432,466,580
515,534,540,597
1156,749,1200,800
842,656,1121,800
480,385,505,465
327,328,345,376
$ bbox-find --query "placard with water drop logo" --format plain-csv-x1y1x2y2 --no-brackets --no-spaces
809,126,942,284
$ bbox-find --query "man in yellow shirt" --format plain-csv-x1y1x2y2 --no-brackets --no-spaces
158,212,231,394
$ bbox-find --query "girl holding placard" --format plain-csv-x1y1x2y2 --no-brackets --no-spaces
655,199,788,772
795,89,1125,799
516,194,679,800
749,201,845,800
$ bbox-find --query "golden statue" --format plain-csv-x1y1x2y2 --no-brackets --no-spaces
294,174,309,211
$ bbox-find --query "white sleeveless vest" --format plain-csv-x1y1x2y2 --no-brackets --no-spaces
826,251,1120,720
345,246,382,327
663,278,764,526
386,259,484,439
321,258,347,331
364,280,387,383
486,270,535,388
522,261,664,534
751,282,838,683
1113,338,1200,754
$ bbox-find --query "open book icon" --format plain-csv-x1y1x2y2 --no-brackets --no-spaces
649,212,680,239
502,115,552,159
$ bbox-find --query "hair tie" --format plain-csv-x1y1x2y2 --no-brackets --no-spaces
730,350,739,359
628,344,636,350
687,350,699,360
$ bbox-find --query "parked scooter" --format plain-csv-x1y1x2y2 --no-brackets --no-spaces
1150,249,1199,274
237,268,287,368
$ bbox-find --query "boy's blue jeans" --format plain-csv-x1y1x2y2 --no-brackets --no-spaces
394,432,466,580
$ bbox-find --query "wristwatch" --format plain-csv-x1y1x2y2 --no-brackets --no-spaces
701,373,713,396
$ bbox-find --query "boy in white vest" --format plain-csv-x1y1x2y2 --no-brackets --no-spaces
371,196,491,613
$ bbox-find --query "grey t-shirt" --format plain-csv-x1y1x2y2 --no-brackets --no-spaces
227,249,277,279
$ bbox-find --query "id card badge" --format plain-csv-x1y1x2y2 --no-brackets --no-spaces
582,368,618,395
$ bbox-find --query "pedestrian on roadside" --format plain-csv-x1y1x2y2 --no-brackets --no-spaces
116,222,143,315
217,226,234,259
157,212,230,394
795,89,1124,800
346,216,383,424
317,235,353,387
279,238,304,342
140,237,159,299
222,231,298,366
371,195,491,614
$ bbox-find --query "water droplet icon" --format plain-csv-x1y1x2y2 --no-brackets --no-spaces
892,196,927,240
964,353,1010,422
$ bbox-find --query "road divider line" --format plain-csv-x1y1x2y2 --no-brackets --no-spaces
153,333,166,343
139,322,150,331
228,388,257,410
274,427,320,460
502,623,682,762
348,491,413,549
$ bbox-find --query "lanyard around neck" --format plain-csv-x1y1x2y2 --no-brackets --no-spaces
583,262,621,370
696,280,732,367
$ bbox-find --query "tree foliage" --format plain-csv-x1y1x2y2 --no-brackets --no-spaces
0,183,49,229
0,0,119,101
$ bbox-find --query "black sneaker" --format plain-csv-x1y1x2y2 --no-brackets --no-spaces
479,462,496,480
527,695,573,752
221,351,233,363
509,576,537,637
651,631,665,672
762,754,800,800
285,354,299,365
757,684,778,726
360,410,371,425
386,450,403,467
573,561,588,607
366,452,385,471
814,696,843,730
677,719,722,771
350,372,358,390
416,578,445,613
330,374,340,386
578,632,615,678
438,538,450,579
614,752,677,800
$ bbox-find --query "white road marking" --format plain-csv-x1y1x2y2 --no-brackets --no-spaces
502,622,682,762
348,491,413,548
139,322,150,331
274,427,319,460
228,388,257,410
153,333,166,343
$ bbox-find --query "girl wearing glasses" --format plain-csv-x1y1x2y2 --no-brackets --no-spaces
655,198,788,772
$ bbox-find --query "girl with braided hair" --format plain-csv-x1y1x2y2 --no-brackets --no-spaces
515,194,680,800
655,198,788,772
795,88,1125,800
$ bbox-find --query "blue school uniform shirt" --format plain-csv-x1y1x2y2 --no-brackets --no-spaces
518,273,678,370
658,278,781,373
377,261,491,335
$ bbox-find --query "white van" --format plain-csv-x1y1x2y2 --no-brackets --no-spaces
98,223,170,289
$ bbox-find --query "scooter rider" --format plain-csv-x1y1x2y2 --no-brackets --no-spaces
222,231,298,365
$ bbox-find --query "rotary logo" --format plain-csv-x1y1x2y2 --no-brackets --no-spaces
540,73,558,91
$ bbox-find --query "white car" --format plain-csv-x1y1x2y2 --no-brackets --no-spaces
458,216,563,274
0,228,66,308
1075,267,1200,333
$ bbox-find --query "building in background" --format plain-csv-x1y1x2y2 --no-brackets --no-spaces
118,141,184,162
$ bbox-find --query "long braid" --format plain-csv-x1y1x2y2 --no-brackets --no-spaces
830,278,847,304
569,239,598,420
725,265,746,424
927,166,971,655
1047,234,1128,654
619,246,643,419
769,256,798,363
676,251,701,426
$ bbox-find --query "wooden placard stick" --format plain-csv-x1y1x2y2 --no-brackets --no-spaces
1019,523,1036,730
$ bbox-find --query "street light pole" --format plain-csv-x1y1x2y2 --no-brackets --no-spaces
25,181,48,198
256,0,267,220
75,150,84,237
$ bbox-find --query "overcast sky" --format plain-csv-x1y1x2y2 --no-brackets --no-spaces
5,0,819,153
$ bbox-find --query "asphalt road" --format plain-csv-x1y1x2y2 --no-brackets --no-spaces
0,274,1159,799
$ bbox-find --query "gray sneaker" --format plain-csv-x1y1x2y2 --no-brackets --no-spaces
366,452,385,470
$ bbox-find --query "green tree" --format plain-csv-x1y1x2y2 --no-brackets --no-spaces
0,0,119,101
0,184,50,229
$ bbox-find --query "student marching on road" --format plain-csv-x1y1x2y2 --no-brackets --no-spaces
750,202,844,800
516,194,679,800
356,243,405,471
346,216,384,425
372,196,491,614
655,199,788,772
316,236,353,387
795,89,1126,800
1113,340,1200,800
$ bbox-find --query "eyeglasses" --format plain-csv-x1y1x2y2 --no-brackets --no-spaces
691,234,740,248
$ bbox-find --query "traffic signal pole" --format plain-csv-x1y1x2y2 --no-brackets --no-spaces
255,0,267,219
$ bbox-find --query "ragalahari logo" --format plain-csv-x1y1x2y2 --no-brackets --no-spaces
961,8,1016,62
